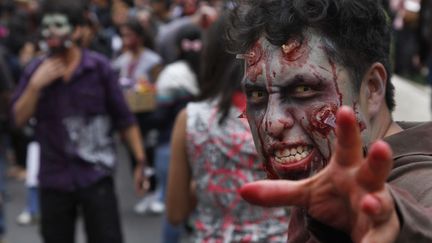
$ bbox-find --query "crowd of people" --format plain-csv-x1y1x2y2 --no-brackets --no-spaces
0,0,431,242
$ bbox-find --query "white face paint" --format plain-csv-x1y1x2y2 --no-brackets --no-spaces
41,14,72,38
40,13,73,53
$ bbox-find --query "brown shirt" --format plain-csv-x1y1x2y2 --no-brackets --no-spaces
288,121,432,242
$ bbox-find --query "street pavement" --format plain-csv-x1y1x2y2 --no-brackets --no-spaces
2,75,431,243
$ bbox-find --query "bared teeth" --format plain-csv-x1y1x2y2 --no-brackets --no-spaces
274,145,311,164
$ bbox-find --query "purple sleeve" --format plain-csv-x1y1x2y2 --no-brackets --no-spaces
9,58,43,127
99,58,137,130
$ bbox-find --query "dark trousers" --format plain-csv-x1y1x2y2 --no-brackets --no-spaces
39,177,123,243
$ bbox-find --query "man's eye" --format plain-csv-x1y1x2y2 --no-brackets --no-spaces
290,85,316,98
248,90,267,103
294,85,311,93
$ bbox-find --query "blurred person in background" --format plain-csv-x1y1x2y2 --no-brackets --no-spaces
153,23,202,242
390,0,422,78
0,43,14,243
109,0,133,58
2,3,33,181
155,1,218,64
112,18,163,91
149,0,174,25
419,0,432,112
112,18,163,215
11,0,148,242
166,14,289,242
89,0,113,31
79,5,114,58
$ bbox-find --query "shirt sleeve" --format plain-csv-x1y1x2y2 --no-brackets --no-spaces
100,58,137,130
389,159,432,243
9,58,43,127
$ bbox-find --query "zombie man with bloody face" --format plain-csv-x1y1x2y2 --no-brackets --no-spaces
11,1,149,243
228,0,432,242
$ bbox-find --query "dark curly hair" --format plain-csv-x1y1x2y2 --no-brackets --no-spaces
41,0,86,27
120,18,156,50
227,0,395,111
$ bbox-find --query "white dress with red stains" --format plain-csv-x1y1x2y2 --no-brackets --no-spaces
185,94,288,243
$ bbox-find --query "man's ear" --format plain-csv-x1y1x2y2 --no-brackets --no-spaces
359,62,387,118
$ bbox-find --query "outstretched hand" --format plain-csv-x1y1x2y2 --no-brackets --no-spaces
240,106,400,243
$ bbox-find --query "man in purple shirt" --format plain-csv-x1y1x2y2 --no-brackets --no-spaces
11,1,148,242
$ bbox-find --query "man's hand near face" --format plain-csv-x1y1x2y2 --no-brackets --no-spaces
29,57,66,90
240,106,400,243
13,57,67,127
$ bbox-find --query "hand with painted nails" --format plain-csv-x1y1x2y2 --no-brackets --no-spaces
240,106,400,243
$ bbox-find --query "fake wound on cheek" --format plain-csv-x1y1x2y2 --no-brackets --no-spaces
308,102,367,136
308,104,338,138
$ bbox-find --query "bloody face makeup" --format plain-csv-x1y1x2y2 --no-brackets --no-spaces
41,13,73,53
242,31,367,180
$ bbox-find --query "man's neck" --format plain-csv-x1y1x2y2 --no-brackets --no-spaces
54,45,81,66
54,45,82,81
371,106,403,140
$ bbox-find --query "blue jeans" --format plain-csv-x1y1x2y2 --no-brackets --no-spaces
154,143,171,203
161,216,183,243
27,187,39,215
154,143,183,243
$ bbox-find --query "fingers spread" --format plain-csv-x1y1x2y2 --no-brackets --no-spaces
359,192,399,243
334,106,363,166
240,180,308,207
358,141,393,191
360,194,382,216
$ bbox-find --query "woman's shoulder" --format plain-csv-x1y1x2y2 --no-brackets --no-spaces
140,48,162,64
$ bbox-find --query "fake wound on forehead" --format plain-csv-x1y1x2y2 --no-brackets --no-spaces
281,37,308,63
237,36,310,64
236,41,264,67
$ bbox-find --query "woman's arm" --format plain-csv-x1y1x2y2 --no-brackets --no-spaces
166,109,195,225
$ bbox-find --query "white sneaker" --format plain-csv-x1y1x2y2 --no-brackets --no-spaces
16,211,38,226
133,193,155,214
149,200,165,214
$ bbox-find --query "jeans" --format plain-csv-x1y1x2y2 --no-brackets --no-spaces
155,142,183,243
162,216,183,243
27,187,39,215
154,142,171,203
39,177,123,243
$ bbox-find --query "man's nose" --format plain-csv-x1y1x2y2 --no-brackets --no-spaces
263,99,294,139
